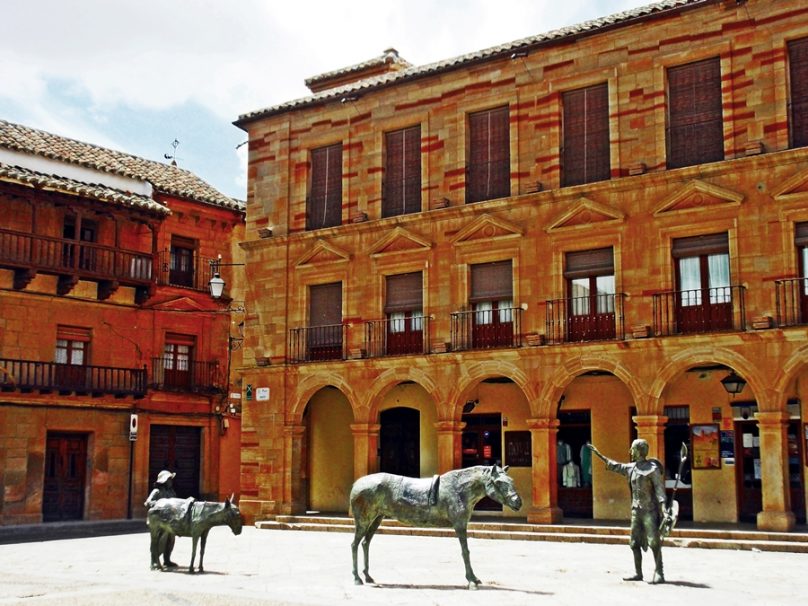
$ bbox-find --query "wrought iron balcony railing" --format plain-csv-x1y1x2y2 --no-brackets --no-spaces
289,324,347,363
775,278,808,327
652,285,746,336
450,307,522,352
365,316,431,358
0,357,147,397
545,293,626,345
155,250,219,291
150,358,223,394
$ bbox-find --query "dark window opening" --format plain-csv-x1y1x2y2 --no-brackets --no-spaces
307,143,343,230
467,106,510,203
383,126,421,217
562,83,610,186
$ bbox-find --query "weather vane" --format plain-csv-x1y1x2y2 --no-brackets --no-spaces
164,139,180,166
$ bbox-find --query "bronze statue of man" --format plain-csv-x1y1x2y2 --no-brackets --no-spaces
587,439,669,584
145,469,178,568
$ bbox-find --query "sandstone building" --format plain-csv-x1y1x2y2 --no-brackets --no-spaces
235,0,808,531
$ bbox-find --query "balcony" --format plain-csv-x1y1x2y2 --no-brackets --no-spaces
0,357,147,397
652,285,746,336
545,293,626,345
156,250,219,292
0,228,152,296
450,307,522,352
289,324,347,363
365,316,431,358
775,278,808,327
150,358,223,394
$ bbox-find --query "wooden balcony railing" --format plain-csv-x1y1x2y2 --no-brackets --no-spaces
0,357,147,397
365,316,430,358
289,324,347,363
0,228,153,286
450,307,522,352
545,293,626,345
150,358,223,394
775,278,808,327
156,250,219,291
652,285,746,336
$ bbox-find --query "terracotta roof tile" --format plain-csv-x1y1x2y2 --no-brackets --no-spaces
304,48,413,90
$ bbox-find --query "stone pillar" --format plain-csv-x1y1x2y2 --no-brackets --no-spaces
755,411,795,532
435,420,465,473
351,423,381,479
633,414,668,461
282,424,306,515
526,418,562,524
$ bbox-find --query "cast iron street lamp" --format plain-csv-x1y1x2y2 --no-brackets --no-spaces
721,370,747,395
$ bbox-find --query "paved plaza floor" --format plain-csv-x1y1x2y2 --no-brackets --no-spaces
0,526,804,605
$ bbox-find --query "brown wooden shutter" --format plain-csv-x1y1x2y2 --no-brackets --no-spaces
383,126,421,217
470,260,512,302
562,83,610,186
385,272,423,312
667,57,723,169
57,326,91,342
307,143,342,230
789,37,808,148
672,232,728,258
795,222,808,247
564,247,614,279
165,332,196,346
467,106,510,203
309,282,342,326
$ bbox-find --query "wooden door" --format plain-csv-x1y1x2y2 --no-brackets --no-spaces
148,425,201,499
461,413,502,511
735,421,762,522
43,433,87,521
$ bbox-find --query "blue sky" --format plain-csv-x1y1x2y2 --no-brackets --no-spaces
1,0,652,201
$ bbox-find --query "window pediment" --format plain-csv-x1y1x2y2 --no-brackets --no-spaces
772,168,808,203
295,239,351,267
370,226,432,258
452,213,523,246
547,197,625,232
654,180,743,217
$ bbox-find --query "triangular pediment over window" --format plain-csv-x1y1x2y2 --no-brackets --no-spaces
144,296,211,312
653,180,743,216
370,226,432,257
295,239,351,267
547,197,625,232
772,168,808,203
452,213,523,245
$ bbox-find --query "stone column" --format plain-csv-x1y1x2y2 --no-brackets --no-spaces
351,423,381,478
756,411,795,532
435,420,465,473
633,414,668,461
526,418,562,524
282,424,306,515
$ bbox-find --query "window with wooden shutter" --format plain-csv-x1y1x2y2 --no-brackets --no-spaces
385,272,423,313
383,126,421,217
55,326,91,365
666,57,724,169
789,37,808,148
307,143,342,230
309,282,342,327
562,83,610,186
467,106,510,203
470,260,512,303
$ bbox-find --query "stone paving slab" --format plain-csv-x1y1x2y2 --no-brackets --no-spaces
0,526,806,605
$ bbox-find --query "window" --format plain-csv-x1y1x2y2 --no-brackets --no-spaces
169,236,196,287
470,260,513,347
564,247,616,341
672,233,732,333
789,37,808,148
55,326,91,389
163,333,195,389
62,216,97,271
562,83,610,186
667,57,723,169
308,282,343,360
467,106,510,203
307,143,342,230
383,126,421,217
385,272,423,354
796,222,808,322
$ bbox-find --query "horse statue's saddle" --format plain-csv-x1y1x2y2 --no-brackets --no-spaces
397,474,441,509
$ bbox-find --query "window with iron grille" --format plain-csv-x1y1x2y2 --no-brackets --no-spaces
562,83,610,186
666,57,723,169
383,126,421,217
789,37,808,148
163,333,195,389
307,143,342,230
169,236,196,287
470,260,513,324
467,106,510,203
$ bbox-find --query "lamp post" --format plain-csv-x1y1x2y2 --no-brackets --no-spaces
720,370,747,396
208,257,244,299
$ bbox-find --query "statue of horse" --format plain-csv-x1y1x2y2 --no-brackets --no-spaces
147,495,242,573
350,465,522,589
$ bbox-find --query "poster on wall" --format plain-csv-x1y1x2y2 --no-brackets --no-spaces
720,430,735,465
504,431,532,467
691,423,721,469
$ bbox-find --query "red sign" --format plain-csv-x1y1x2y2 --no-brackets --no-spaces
483,445,492,459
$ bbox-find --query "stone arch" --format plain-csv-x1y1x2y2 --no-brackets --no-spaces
288,372,361,424
649,347,770,413
448,360,536,420
538,355,646,418
364,367,442,423
773,343,808,406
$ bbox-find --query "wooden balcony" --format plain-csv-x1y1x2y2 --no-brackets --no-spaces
652,285,746,336
450,307,522,352
545,293,626,345
365,316,431,358
0,357,147,398
775,278,808,327
155,250,218,292
289,324,347,363
0,227,153,298
150,358,223,394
